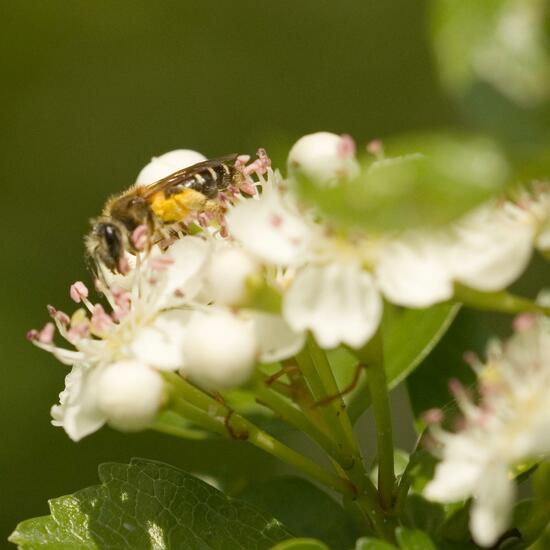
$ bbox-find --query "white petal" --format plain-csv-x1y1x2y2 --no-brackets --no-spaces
227,188,313,267
204,241,258,306
424,456,482,503
183,310,258,389
97,360,164,431
157,236,211,307
283,262,382,349
51,364,106,441
470,465,514,547
375,235,454,308
135,149,207,186
450,206,534,292
130,310,189,370
287,131,359,185
253,312,306,363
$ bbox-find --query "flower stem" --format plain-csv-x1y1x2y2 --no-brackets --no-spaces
307,336,358,452
454,285,550,316
299,337,390,536
357,329,395,511
162,372,354,496
254,376,354,468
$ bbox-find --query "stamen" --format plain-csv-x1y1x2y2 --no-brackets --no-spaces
47,305,70,326
150,255,175,272
513,313,537,332
131,224,149,251
366,139,384,159
118,256,130,275
70,281,89,303
91,304,114,333
423,408,444,425
338,134,356,157
38,322,55,344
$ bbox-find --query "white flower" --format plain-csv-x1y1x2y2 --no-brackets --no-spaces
448,204,534,292
135,149,207,186
97,360,164,431
51,364,106,441
227,171,383,349
287,132,360,185
283,262,382,349
203,240,259,306
182,310,258,389
227,173,313,267
424,317,550,547
375,234,454,308
375,202,536,308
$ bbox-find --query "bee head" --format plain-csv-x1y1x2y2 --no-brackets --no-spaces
86,219,128,274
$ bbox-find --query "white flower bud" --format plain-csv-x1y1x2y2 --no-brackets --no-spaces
136,149,207,186
183,311,257,389
287,132,359,185
97,361,164,431
205,243,258,306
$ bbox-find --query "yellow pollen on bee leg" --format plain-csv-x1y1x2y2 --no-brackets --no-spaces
151,189,206,223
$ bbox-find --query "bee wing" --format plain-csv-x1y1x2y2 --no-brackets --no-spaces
138,154,239,199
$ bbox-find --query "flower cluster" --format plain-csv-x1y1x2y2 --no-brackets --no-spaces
424,314,550,546
28,132,550,445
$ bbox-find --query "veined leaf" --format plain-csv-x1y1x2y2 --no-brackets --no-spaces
347,302,459,423
9,458,291,550
269,538,329,550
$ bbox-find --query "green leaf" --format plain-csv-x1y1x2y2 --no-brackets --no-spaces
269,538,329,550
239,476,359,550
430,0,550,107
396,528,437,550
296,133,509,232
508,462,550,547
9,495,98,549
401,494,445,537
10,458,291,550
429,0,550,150
354,537,398,549
348,302,459,422
406,309,493,432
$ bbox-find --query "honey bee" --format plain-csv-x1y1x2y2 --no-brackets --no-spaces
86,154,245,274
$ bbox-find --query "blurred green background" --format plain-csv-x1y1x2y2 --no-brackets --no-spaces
3,0,546,543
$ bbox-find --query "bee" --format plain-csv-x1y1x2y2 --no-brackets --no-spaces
86,154,245,274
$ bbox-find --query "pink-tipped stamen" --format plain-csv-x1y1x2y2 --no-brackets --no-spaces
423,408,444,425
91,304,113,334
70,281,89,303
366,139,384,159
118,256,131,275
513,313,537,332
47,305,70,326
131,224,149,251
150,255,175,272
338,134,356,157
38,322,55,344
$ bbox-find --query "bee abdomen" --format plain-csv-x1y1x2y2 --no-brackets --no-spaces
167,162,234,199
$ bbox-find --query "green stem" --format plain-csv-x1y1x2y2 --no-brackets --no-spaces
162,372,354,496
254,376,354,469
357,329,395,511
301,338,389,536
454,285,550,316
306,335,359,457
